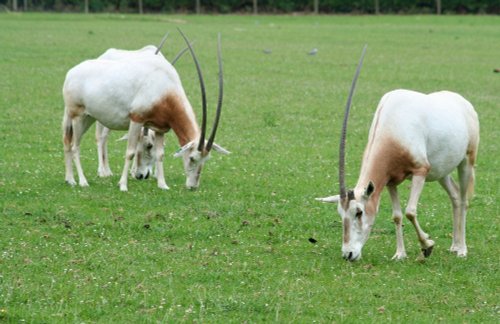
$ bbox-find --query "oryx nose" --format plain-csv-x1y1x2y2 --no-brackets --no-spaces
343,252,354,261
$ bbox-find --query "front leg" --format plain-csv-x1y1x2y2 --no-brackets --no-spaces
118,122,142,192
405,174,435,258
388,185,407,260
154,131,169,190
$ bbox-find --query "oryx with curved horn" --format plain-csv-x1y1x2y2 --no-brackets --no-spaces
62,29,229,191
94,32,194,181
317,46,479,261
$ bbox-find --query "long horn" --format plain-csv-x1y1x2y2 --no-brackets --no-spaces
206,33,223,152
155,31,169,55
139,32,170,136
339,44,367,199
170,41,195,65
177,28,207,152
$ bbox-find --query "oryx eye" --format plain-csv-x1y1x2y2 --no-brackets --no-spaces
355,209,362,218
146,144,153,150
189,157,196,163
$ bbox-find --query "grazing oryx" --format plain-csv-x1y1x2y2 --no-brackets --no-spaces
317,46,479,261
94,36,191,181
62,30,229,191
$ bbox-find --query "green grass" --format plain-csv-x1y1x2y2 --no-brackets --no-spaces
0,13,499,322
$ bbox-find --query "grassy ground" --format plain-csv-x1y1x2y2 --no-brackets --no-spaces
0,13,499,322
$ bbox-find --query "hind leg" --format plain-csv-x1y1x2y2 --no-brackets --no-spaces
96,123,113,177
438,175,464,255
63,113,76,185
388,185,407,260
72,115,95,187
453,159,475,257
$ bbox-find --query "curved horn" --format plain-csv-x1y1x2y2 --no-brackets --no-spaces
177,28,207,152
155,31,169,55
339,44,367,199
170,41,195,66
206,33,223,152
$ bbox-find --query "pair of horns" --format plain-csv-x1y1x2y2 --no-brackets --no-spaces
152,30,223,153
178,28,223,153
155,31,194,65
338,45,367,200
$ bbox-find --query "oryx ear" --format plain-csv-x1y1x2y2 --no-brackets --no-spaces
117,134,128,141
363,181,375,199
211,143,230,155
173,141,195,158
316,195,340,203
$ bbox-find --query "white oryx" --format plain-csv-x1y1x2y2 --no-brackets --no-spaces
62,30,229,191
94,35,190,181
317,46,480,261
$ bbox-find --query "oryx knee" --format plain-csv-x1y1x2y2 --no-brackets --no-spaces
393,213,403,225
405,210,416,222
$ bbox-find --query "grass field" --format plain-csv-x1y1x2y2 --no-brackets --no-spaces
0,13,499,322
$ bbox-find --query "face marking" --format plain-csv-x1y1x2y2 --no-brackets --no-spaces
343,217,351,244
136,152,142,167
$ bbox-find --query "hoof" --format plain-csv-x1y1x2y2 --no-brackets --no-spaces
65,179,77,186
450,245,467,257
98,171,113,177
391,252,407,261
421,245,434,258
158,183,170,190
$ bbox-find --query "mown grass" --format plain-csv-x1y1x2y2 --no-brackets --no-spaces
0,13,499,322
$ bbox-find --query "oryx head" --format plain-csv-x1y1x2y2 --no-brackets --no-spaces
317,45,370,261
120,128,157,181
173,29,229,190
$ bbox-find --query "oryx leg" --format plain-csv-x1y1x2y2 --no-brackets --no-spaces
118,122,142,192
63,113,76,185
96,122,113,177
453,158,474,257
154,132,169,190
71,114,95,187
438,174,464,256
405,174,435,257
388,185,407,260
